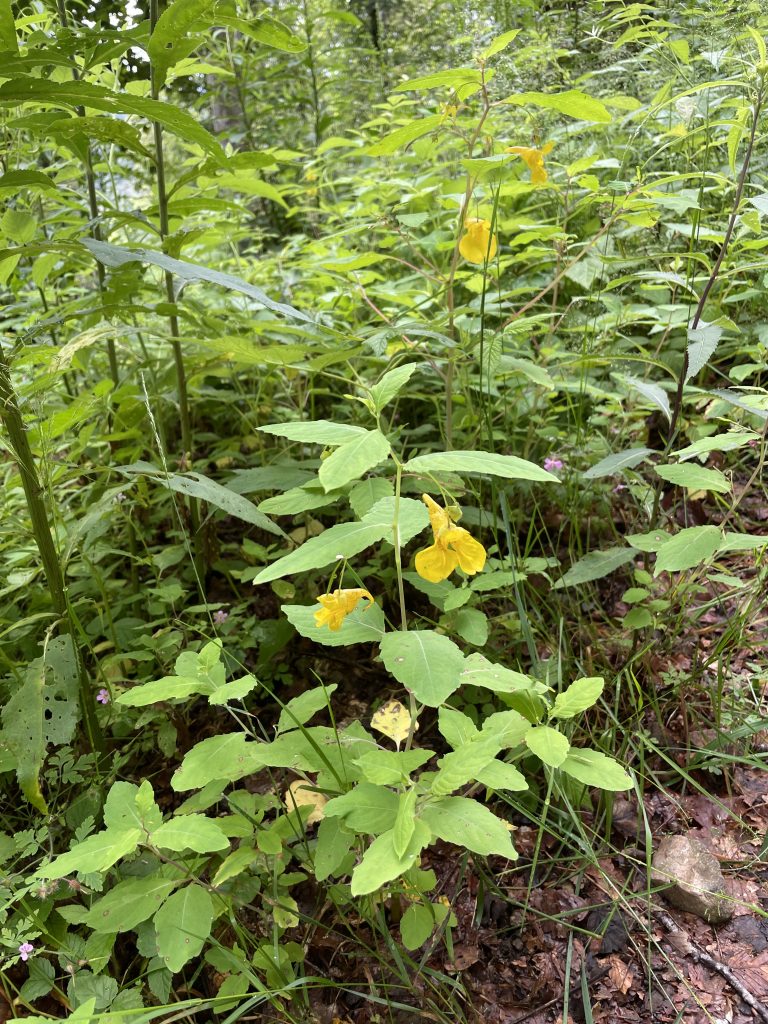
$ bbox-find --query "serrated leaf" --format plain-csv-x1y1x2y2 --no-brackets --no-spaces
583,447,654,478
685,320,724,383
0,79,226,164
83,875,179,933
218,13,306,52
155,886,213,973
152,815,230,853
379,631,465,707
403,449,557,482
38,828,142,879
324,782,399,834
655,463,730,493
172,733,265,791
147,0,217,88
675,431,758,461
258,420,366,445
559,748,633,790
420,797,517,858
550,677,604,720
348,477,394,518
318,430,391,491
622,375,671,422
653,525,721,575
431,735,503,795
367,115,443,156
483,28,521,58
368,364,419,412
350,821,431,895
502,89,611,122
82,240,310,322
553,546,636,589
525,725,570,767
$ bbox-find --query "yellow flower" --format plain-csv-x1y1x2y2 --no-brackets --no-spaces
313,588,374,631
506,141,554,185
458,217,498,264
415,493,486,583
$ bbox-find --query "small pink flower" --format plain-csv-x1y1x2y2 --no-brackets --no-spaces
213,609,229,625
544,456,564,472
18,942,34,961
96,688,110,705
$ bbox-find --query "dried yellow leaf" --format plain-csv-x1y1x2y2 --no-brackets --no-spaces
285,779,327,826
370,699,416,749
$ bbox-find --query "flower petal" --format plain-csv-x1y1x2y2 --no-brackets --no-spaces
421,493,451,541
444,527,487,575
415,542,459,583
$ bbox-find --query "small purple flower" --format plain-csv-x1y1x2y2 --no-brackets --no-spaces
213,609,229,625
18,942,34,961
543,456,564,472
114,492,127,503
96,688,110,705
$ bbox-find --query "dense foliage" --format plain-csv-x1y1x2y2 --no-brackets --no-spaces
1,0,767,1020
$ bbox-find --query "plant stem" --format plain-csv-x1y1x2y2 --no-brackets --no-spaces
0,343,103,754
149,0,203,582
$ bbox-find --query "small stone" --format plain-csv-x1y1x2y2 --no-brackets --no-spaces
651,834,732,923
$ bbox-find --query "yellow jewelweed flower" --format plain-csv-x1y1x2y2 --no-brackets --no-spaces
459,217,498,264
314,588,374,631
415,493,486,584
506,141,554,185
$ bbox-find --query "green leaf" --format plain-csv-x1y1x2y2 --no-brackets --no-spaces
0,79,226,164
148,0,218,89
420,797,517,858
51,115,153,160
0,170,58,193
252,520,386,584
282,601,386,646
583,448,654,479
152,815,230,854
368,364,419,412
155,886,214,973
0,635,79,814
104,780,162,832
444,607,488,645
324,782,399,834
559,748,633,791
38,828,142,879
348,478,394,518
393,789,418,858
718,532,768,553
474,760,528,791
1,209,36,244
431,735,503,796
218,14,306,52
400,903,436,950
502,88,611,122
553,546,636,589
685,320,723,383
525,725,570,767
172,734,264,791
0,0,18,53
367,115,443,156
622,375,671,422
211,844,259,887
314,818,355,882
123,464,283,536
483,28,521,58
550,677,604,720
276,684,338,733
403,450,557,483
318,430,391,491
354,749,434,786
83,875,179,933
460,653,543,696
653,525,721,576
350,821,431,896
258,420,366,445
81,240,311,322
625,530,671,553
675,432,758,461
393,68,483,92
655,464,730,494
379,630,465,707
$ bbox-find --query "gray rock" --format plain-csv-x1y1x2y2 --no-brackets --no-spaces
651,834,732,923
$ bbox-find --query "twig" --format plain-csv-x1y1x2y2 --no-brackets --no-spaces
655,908,768,1022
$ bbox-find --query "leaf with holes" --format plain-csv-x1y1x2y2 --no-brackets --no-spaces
0,635,79,813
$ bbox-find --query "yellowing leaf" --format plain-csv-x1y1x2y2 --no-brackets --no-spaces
285,779,327,825
371,700,416,749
